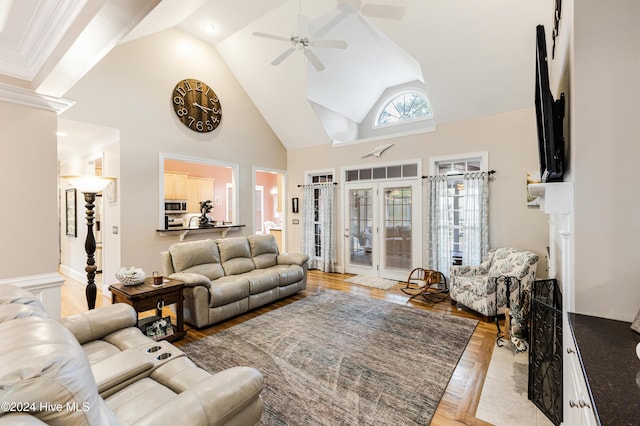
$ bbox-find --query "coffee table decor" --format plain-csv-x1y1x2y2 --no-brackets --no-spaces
115,266,146,286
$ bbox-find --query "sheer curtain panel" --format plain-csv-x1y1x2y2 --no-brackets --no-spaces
427,175,452,276
301,183,336,272
462,172,489,266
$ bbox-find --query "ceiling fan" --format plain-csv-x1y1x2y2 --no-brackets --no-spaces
252,13,347,71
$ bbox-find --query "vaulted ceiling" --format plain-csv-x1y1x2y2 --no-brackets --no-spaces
0,0,553,153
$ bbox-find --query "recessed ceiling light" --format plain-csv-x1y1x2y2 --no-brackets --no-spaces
204,24,216,34
56,131,68,137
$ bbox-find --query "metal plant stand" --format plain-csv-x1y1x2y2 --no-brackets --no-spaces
528,278,563,425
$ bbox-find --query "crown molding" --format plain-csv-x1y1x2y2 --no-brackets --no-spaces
0,82,75,114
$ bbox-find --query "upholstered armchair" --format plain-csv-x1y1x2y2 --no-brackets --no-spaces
449,247,539,348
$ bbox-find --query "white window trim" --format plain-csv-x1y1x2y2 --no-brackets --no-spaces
429,151,489,175
304,168,336,184
158,152,239,230
372,88,434,129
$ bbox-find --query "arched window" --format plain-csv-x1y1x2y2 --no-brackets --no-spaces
374,91,433,127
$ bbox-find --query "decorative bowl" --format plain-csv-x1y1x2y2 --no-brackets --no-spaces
116,267,146,286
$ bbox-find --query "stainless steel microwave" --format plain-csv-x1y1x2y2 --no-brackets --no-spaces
165,200,187,213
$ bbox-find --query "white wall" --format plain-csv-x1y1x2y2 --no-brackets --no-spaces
572,0,640,321
61,28,287,286
287,108,549,276
0,101,59,278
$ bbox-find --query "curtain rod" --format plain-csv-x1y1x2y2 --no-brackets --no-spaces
421,169,496,179
297,182,338,187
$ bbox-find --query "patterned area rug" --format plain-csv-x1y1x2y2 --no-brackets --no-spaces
343,274,399,290
182,290,478,425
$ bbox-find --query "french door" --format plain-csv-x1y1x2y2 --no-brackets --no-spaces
344,180,420,281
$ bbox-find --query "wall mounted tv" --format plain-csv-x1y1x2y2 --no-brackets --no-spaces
535,24,565,183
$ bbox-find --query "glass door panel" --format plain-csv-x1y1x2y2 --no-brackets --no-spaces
345,186,376,274
379,181,419,281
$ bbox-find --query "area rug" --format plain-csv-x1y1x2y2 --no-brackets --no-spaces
182,290,478,425
343,274,399,290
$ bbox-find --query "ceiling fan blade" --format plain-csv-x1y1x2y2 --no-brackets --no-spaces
271,47,296,65
309,39,347,49
304,49,325,71
361,4,406,19
314,10,349,38
253,32,291,43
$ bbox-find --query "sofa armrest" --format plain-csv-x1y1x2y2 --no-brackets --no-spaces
136,366,264,425
450,264,485,277
277,252,309,266
58,303,137,345
168,272,211,289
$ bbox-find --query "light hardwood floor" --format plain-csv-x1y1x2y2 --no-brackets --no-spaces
62,270,498,426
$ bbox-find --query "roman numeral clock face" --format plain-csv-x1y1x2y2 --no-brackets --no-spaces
172,79,222,133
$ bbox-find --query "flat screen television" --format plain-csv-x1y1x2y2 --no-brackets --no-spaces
535,24,565,182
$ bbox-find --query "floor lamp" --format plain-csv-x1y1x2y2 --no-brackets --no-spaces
62,175,115,310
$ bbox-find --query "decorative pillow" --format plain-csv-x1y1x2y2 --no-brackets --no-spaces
169,239,220,273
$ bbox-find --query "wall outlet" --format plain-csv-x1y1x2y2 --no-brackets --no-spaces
112,226,118,234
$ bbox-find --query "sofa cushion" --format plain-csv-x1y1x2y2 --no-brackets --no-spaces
209,276,250,308
217,237,255,275
169,239,221,273
180,264,224,281
0,285,46,311
243,269,280,294
248,234,279,269
272,264,304,286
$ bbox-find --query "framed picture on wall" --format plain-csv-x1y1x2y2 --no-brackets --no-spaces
66,188,77,237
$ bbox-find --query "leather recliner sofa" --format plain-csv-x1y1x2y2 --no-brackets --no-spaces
161,234,309,328
0,284,264,426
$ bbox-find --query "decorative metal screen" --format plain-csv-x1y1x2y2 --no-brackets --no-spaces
528,278,563,425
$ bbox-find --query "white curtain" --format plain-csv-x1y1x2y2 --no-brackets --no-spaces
462,172,489,265
301,183,336,272
427,175,452,276
301,185,315,261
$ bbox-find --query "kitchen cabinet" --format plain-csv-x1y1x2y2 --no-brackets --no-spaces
187,177,214,213
268,228,283,252
164,172,187,200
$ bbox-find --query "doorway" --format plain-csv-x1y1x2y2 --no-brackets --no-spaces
344,180,420,281
254,169,286,252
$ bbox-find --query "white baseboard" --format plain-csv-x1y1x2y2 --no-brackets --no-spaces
59,264,85,283
0,272,64,318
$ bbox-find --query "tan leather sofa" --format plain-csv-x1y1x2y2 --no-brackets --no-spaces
0,284,264,426
161,234,309,328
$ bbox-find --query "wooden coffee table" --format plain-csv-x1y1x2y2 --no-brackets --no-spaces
109,277,186,342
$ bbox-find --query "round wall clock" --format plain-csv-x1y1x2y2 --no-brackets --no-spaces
171,78,222,133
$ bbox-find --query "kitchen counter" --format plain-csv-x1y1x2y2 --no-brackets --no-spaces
156,224,245,241
568,313,640,425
